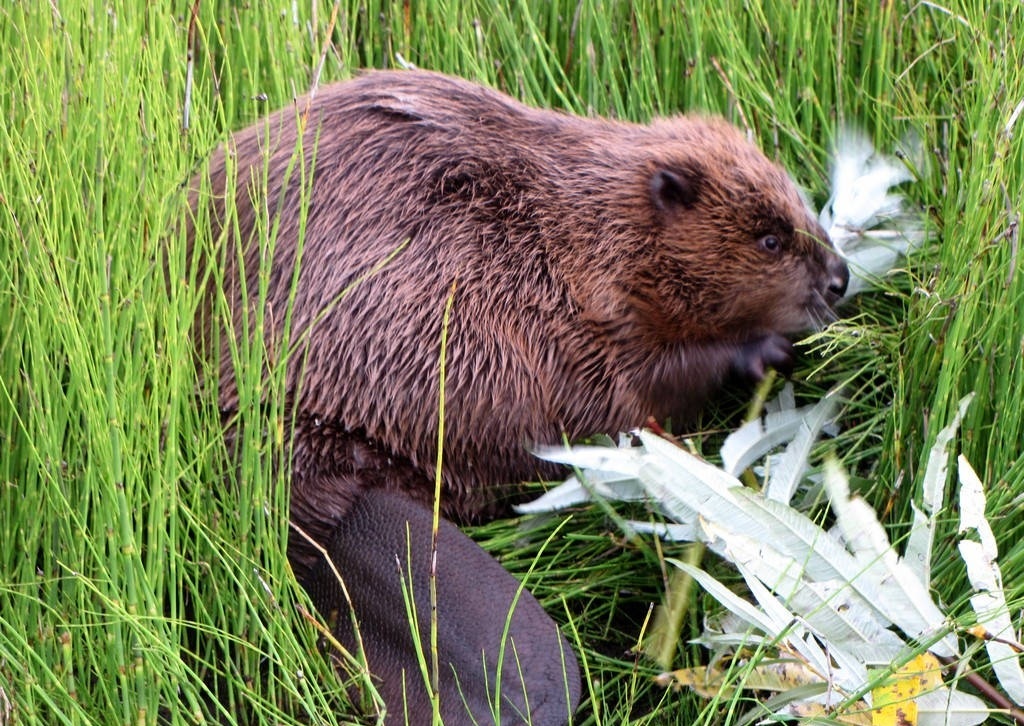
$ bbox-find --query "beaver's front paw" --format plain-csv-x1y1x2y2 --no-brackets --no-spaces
733,334,795,381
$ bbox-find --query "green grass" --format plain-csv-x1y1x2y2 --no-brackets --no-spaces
1,1,1022,724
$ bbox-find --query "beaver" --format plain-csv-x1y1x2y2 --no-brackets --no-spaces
193,69,848,725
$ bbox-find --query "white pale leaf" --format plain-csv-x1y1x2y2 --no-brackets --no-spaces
627,520,700,542
906,393,974,585
791,587,904,666
765,382,796,414
638,430,745,497
916,687,990,726
957,455,1024,704
764,389,841,504
818,131,925,299
699,518,808,595
840,235,920,298
635,436,862,586
957,455,996,553
513,470,648,514
512,477,589,513
668,559,783,637
532,443,642,478
820,130,913,244
720,403,809,478
731,561,835,678
695,630,771,652
701,519,901,668
798,579,907,659
639,440,935,648
723,489,868,586
814,636,870,695
823,460,957,657
630,433,746,527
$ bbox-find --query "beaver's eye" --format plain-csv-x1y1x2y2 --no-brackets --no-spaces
759,235,782,254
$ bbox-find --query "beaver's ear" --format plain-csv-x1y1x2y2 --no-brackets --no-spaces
650,165,703,214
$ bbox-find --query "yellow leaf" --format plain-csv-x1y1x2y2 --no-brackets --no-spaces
870,654,944,726
656,665,735,699
788,701,872,725
656,658,826,699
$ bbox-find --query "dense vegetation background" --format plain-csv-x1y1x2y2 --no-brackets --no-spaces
1,1,1022,724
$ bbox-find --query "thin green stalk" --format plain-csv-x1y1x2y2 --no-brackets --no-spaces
429,281,459,723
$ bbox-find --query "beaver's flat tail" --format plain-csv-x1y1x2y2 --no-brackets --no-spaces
306,486,581,725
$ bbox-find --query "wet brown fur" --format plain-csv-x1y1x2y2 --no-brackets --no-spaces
195,70,847,581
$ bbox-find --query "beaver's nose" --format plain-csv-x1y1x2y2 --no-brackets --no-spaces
827,256,850,300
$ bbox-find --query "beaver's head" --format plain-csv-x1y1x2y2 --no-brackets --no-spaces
613,118,848,346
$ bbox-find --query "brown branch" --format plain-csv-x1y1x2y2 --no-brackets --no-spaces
936,654,1024,725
